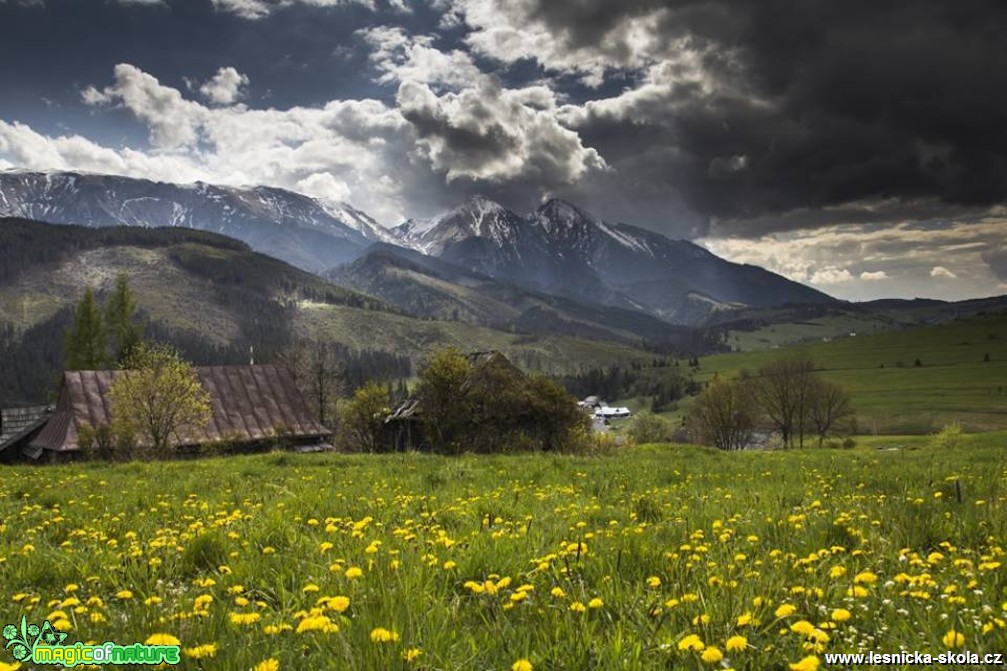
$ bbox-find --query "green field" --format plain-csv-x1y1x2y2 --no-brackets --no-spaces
640,315,1007,434
2,438,1005,670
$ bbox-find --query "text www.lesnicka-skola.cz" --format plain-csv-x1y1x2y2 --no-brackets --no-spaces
824,650,1004,666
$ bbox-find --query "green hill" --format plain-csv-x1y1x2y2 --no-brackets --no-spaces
0,218,654,403
637,314,1007,434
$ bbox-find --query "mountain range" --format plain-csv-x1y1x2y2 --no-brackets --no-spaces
0,170,392,272
0,170,834,327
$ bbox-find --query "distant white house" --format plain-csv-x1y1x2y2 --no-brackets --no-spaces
578,397,632,419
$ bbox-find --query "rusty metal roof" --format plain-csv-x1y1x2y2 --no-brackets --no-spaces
31,364,330,454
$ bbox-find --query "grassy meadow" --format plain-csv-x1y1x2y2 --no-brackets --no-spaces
628,315,1007,434
2,436,1006,670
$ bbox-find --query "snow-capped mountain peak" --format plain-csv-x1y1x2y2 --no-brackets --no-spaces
0,170,383,272
390,195,522,255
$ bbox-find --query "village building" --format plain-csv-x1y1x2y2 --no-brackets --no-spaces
0,405,52,462
578,396,632,419
3,364,330,461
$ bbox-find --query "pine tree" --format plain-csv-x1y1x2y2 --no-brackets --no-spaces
106,274,144,366
65,288,108,370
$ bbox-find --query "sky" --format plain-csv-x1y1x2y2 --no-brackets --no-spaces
0,0,1005,302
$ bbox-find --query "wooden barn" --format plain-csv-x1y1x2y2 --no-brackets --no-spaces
17,364,331,461
0,405,52,463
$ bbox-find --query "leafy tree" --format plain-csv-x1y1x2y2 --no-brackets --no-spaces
109,342,212,454
416,347,473,454
522,374,588,452
688,376,757,450
105,273,144,365
627,410,675,445
65,287,108,370
344,381,391,452
413,348,586,454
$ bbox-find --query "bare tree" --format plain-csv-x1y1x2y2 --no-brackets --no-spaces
277,340,344,429
754,354,815,448
689,376,757,450
807,377,855,446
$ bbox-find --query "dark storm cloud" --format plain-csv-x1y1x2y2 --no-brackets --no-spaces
983,247,1007,282
500,0,1007,233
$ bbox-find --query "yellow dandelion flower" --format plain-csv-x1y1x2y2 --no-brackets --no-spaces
853,571,877,584
183,643,218,659
302,583,320,593
443,560,457,570
788,655,820,671
253,658,279,671
327,596,350,613
588,597,604,609
550,587,566,598
569,601,586,613
370,627,400,643
942,630,964,648
737,612,753,626
701,647,723,664
846,586,868,598
646,576,662,589
115,590,133,599
725,635,747,652
790,620,816,637
677,634,705,652
228,612,261,626
831,608,851,622
512,659,533,671
144,633,181,646
775,604,797,618
0,662,21,671
828,566,846,579
296,615,339,634
402,648,422,662
345,567,363,579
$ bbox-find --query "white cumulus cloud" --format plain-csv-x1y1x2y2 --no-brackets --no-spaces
199,67,250,105
809,267,853,285
930,266,958,279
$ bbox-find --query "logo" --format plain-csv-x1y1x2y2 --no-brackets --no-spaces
3,616,180,667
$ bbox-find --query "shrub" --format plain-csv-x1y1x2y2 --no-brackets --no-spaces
626,411,675,444
931,421,963,450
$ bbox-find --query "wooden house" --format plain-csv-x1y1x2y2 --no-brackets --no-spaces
19,364,330,461
0,405,52,462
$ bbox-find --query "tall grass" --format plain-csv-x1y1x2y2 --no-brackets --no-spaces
1,437,1005,669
